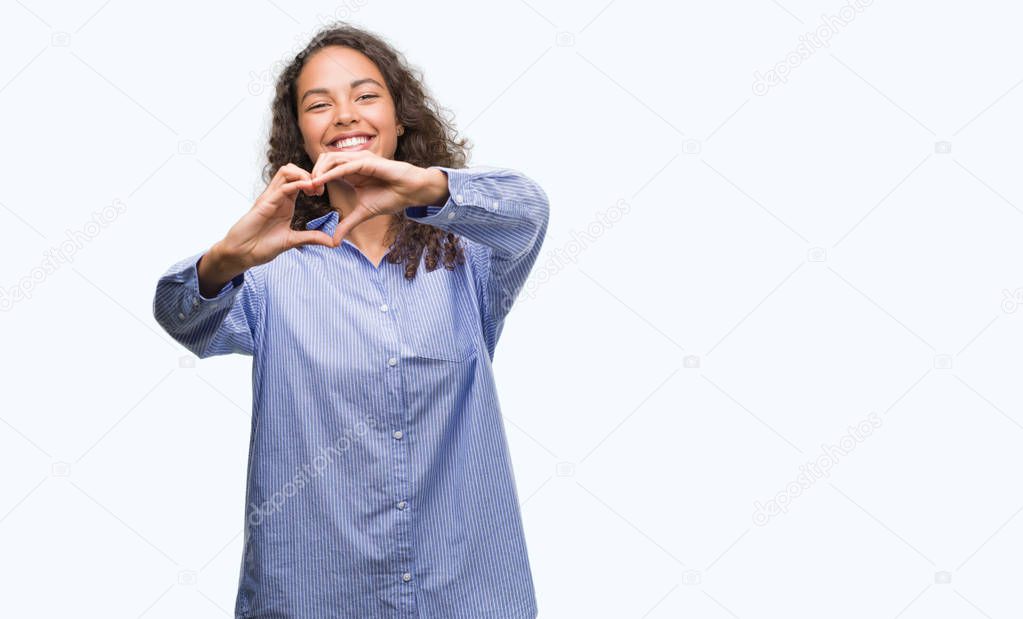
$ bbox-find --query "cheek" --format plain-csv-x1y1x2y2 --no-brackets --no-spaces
298,121,313,143
299,115,320,135
297,121,320,155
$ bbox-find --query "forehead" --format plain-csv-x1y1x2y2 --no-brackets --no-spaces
296,46,386,92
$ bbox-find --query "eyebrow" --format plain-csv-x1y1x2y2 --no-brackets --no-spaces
299,78,384,103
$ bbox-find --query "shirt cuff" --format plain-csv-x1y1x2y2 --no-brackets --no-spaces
193,254,245,302
403,166,479,225
156,251,246,325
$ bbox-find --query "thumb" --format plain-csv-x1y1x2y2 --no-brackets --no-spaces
332,208,376,246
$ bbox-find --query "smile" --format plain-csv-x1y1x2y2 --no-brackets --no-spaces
327,135,375,151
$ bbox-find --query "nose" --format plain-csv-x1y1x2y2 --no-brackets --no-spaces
333,100,359,126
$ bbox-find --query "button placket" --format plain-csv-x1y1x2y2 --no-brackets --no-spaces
378,271,415,603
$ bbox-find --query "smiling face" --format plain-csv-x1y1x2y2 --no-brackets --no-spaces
294,45,402,163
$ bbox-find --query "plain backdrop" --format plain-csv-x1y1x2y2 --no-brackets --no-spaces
2,1,1023,617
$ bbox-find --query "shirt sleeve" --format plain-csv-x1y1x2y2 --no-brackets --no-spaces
152,251,264,358
404,166,550,352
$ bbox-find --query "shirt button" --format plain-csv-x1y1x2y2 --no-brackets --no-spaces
192,298,200,307
447,211,456,219
379,303,388,312
402,572,412,582
455,194,463,201
177,312,186,320
397,500,407,510
387,357,398,367
393,430,404,440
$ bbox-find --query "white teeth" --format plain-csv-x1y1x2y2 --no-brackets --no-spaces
333,136,371,148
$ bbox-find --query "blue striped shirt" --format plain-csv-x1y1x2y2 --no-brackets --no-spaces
152,166,549,618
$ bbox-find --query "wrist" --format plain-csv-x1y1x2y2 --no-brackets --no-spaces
412,168,450,207
201,242,246,287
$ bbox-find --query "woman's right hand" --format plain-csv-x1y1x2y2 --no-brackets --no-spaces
198,164,335,296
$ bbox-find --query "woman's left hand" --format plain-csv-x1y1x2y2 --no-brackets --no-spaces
309,151,446,246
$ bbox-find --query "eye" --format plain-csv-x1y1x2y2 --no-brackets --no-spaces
357,94,379,101
308,103,328,110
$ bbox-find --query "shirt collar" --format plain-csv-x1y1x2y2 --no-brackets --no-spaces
303,209,400,257
305,210,339,237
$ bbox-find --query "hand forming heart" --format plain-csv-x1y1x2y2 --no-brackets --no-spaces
309,150,446,247
199,153,448,294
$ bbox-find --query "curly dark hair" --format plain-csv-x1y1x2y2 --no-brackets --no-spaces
264,22,471,279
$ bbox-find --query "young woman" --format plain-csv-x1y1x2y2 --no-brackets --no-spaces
153,23,549,619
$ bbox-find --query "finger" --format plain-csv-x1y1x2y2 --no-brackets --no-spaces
287,230,335,250
310,152,339,183
332,206,378,246
313,160,369,188
280,178,316,198
311,151,375,186
272,164,313,190
278,163,311,181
